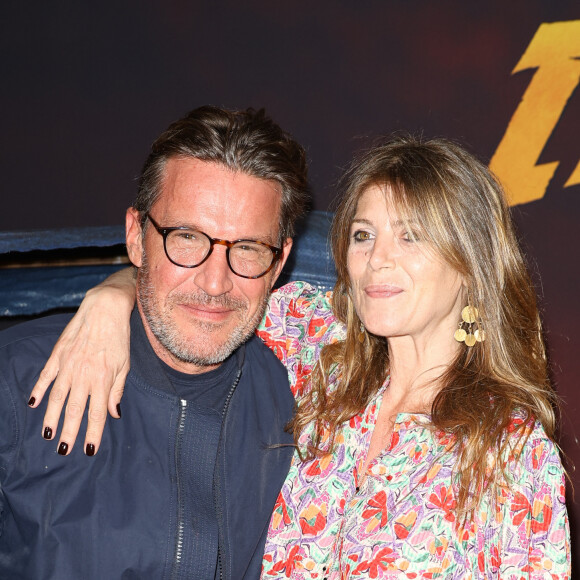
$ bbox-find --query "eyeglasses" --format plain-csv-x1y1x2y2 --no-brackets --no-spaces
145,213,282,279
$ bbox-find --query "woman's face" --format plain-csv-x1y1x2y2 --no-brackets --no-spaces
347,185,465,344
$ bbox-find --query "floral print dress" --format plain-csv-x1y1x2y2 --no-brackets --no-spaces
258,282,571,579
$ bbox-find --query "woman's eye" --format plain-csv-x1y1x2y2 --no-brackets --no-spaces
402,231,420,242
352,230,373,242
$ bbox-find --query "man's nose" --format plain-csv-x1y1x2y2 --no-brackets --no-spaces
191,246,235,296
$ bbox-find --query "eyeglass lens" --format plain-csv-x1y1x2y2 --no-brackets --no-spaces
167,229,275,277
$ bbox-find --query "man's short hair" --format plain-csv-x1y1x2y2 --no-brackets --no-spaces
134,106,310,242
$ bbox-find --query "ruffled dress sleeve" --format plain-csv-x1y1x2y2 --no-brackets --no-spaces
257,281,346,398
492,421,570,578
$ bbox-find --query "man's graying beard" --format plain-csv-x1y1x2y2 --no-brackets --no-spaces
137,251,270,367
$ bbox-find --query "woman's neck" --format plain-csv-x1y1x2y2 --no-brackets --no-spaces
385,332,461,413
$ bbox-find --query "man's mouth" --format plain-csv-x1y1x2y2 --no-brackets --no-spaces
178,302,236,322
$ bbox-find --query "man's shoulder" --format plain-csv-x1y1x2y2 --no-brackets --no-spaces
0,315,75,458
0,315,74,390
0,313,74,352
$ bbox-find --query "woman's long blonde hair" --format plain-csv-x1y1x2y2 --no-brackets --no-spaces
289,134,557,513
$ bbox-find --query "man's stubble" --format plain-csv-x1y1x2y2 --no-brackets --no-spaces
137,252,270,367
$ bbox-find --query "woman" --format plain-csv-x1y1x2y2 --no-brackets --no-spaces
30,136,570,577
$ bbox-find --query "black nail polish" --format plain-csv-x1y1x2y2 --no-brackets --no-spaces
116,403,122,418
85,443,95,457
28,396,36,406
43,427,53,440
57,442,68,456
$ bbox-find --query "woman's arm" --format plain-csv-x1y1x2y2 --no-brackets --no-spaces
497,426,571,578
29,267,136,456
28,279,342,456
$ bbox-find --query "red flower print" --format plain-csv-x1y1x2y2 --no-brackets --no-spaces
287,299,306,319
489,544,501,570
435,431,455,448
394,510,417,540
292,362,310,397
507,417,524,432
410,444,425,462
387,431,400,451
521,551,542,574
307,316,327,338
272,493,291,528
269,545,303,577
299,502,328,536
305,453,332,477
427,485,456,522
362,491,389,529
256,330,287,361
530,494,552,534
511,490,552,536
511,492,531,526
354,547,396,578
559,483,566,503
349,414,362,429
532,442,545,470
428,536,448,558
306,460,322,477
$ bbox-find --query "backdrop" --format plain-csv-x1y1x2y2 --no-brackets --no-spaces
1,1,579,568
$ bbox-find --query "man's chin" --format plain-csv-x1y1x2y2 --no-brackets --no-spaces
164,327,252,367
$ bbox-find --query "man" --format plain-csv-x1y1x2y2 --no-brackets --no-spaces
0,106,309,579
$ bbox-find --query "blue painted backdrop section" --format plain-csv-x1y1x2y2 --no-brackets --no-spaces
0,226,126,253
0,211,337,317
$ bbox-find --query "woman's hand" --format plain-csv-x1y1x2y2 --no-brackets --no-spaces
28,267,137,456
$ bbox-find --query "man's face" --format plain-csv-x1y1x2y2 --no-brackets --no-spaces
126,157,292,374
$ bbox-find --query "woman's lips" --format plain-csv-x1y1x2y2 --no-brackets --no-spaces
364,284,403,298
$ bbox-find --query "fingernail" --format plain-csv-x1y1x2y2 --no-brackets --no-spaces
57,442,68,456
85,443,95,457
116,403,122,418
43,427,53,440
28,396,36,406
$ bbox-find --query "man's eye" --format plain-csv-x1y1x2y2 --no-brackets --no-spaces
237,244,260,254
180,231,198,238
353,230,372,242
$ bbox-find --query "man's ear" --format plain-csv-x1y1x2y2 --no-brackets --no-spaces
269,237,293,289
126,208,144,268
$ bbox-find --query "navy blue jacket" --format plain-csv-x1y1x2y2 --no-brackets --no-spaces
0,311,295,579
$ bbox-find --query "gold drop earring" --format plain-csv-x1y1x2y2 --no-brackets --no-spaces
454,305,485,347
359,322,366,343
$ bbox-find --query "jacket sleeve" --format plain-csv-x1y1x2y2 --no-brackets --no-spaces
257,282,344,397
496,424,571,578
0,368,19,538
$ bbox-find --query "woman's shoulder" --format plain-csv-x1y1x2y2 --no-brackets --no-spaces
256,282,345,391
259,281,344,341
500,415,564,482
269,281,334,314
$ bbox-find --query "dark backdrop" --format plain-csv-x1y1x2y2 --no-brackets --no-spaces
1,1,579,568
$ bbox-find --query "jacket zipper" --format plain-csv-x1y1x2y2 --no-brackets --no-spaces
214,369,242,580
172,399,188,578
